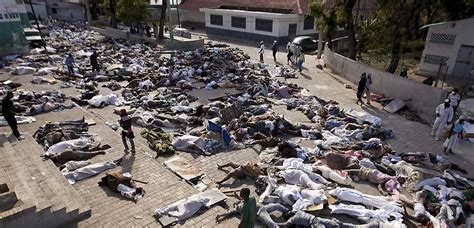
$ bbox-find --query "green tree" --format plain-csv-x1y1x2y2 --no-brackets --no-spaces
117,0,149,25
309,1,337,49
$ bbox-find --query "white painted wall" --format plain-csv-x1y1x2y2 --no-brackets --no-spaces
26,2,48,21
180,9,205,24
419,18,474,77
200,8,318,38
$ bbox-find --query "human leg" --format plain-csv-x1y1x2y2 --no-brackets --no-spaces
5,115,20,138
122,132,129,151
273,51,276,61
435,120,447,140
260,53,264,63
67,65,74,75
447,134,459,153
129,138,136,153
365,90,371,104
431,118,441,136
217,162,240,170
216,169,245,185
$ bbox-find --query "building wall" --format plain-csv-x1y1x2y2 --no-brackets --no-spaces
48,0,85,21
201,8,317,43
0,0,29,55
418,18,474,78
26,1,48,22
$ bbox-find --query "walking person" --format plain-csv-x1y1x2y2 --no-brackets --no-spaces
119,109,135,154
297,52,305,73
287,49,293,65
365,74,373,105
443,117,465,154
2,92,24,140
356,73,367,105
258,41,265,63
431,99,454,141
293,45,301,63
65,53,75,76
447,88,461,114
271,40,278,61
238,188,256,228
90,51,100,72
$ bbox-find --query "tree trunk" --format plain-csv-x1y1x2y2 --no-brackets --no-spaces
344,0,357,60
158,1,167,39
109,0,117,29
386,30,401,73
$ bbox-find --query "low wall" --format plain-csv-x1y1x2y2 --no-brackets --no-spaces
324,47,448,122
88,26,157,45
165,39,204,51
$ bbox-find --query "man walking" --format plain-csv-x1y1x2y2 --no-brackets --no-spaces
365,74,373,105
431,99,454,141
2,92,24,140
297,52,305,73
90,51,100,72
356,73,367,105
258,41,265,63
271,41,278,61
119,109,135,154
447,88,461,114
238,188,256,228
65,53,75,76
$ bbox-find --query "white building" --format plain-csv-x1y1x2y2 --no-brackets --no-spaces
180,0,317,43
418,18,474,78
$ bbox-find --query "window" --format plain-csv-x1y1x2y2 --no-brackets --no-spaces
255,18,273,32
52,8,57,14
210,14,223,26
423,54,449,65
303,16,314,30
430,33,456,45
231,16,246,29
4,13,9,19
0,14,3,19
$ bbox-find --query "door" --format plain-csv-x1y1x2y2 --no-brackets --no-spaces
453,45,474,78
288,24,297,39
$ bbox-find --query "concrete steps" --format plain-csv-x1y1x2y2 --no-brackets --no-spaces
0,134,91,227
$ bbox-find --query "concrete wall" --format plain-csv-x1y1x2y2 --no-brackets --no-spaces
419,18,474,77
26,2,48,21
325,46,448,122
0,0,29,56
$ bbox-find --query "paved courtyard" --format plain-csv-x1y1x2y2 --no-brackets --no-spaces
1,36,473,227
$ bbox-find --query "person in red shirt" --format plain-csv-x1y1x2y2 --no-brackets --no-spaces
118,109,135,154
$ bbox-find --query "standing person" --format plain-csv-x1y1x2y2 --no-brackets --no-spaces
2,92,24,140
271,40,278,61
365,74,373,105
286,41,291,52
239,188,256,228
443,117,465,154
90,51,100,72
287,48,293,65
356,73,367,105
119,109,135,154
447,89,461,114
293,45,301,63
400,67,408,78
297,52,305,73
258,41,265,63
65,54,75,76
431,99,454,141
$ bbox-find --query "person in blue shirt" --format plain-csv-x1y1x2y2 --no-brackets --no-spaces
444,117,465,154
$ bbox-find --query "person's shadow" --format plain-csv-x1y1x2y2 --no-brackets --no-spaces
300,72,312,80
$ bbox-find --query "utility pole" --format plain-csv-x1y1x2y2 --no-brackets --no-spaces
26,0,49,58
167,0,174,40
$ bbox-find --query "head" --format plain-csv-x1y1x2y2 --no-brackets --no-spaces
120,109,128,117
5,91,14,100
68,54,73,58
444,99,450,107
273,40,277,44
453,88,458,94
361,73,366,78
240,188,250,201
260,41,264,45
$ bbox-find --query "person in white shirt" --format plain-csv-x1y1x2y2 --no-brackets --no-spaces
365,74,373,105
447,88,461,113
431,99,454,141
258,41,265,63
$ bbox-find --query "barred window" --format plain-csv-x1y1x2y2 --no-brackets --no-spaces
255,18,273,32
210,14,223,26
304,16,314,30
231,16,246,29
430,33,456,45
423,54,449,65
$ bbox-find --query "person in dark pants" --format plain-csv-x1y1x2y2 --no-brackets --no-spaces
65,54,75,76
271,40,278,61
90,51,100,72
356,73,367,105
2,92,24,140
119,109,135,154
